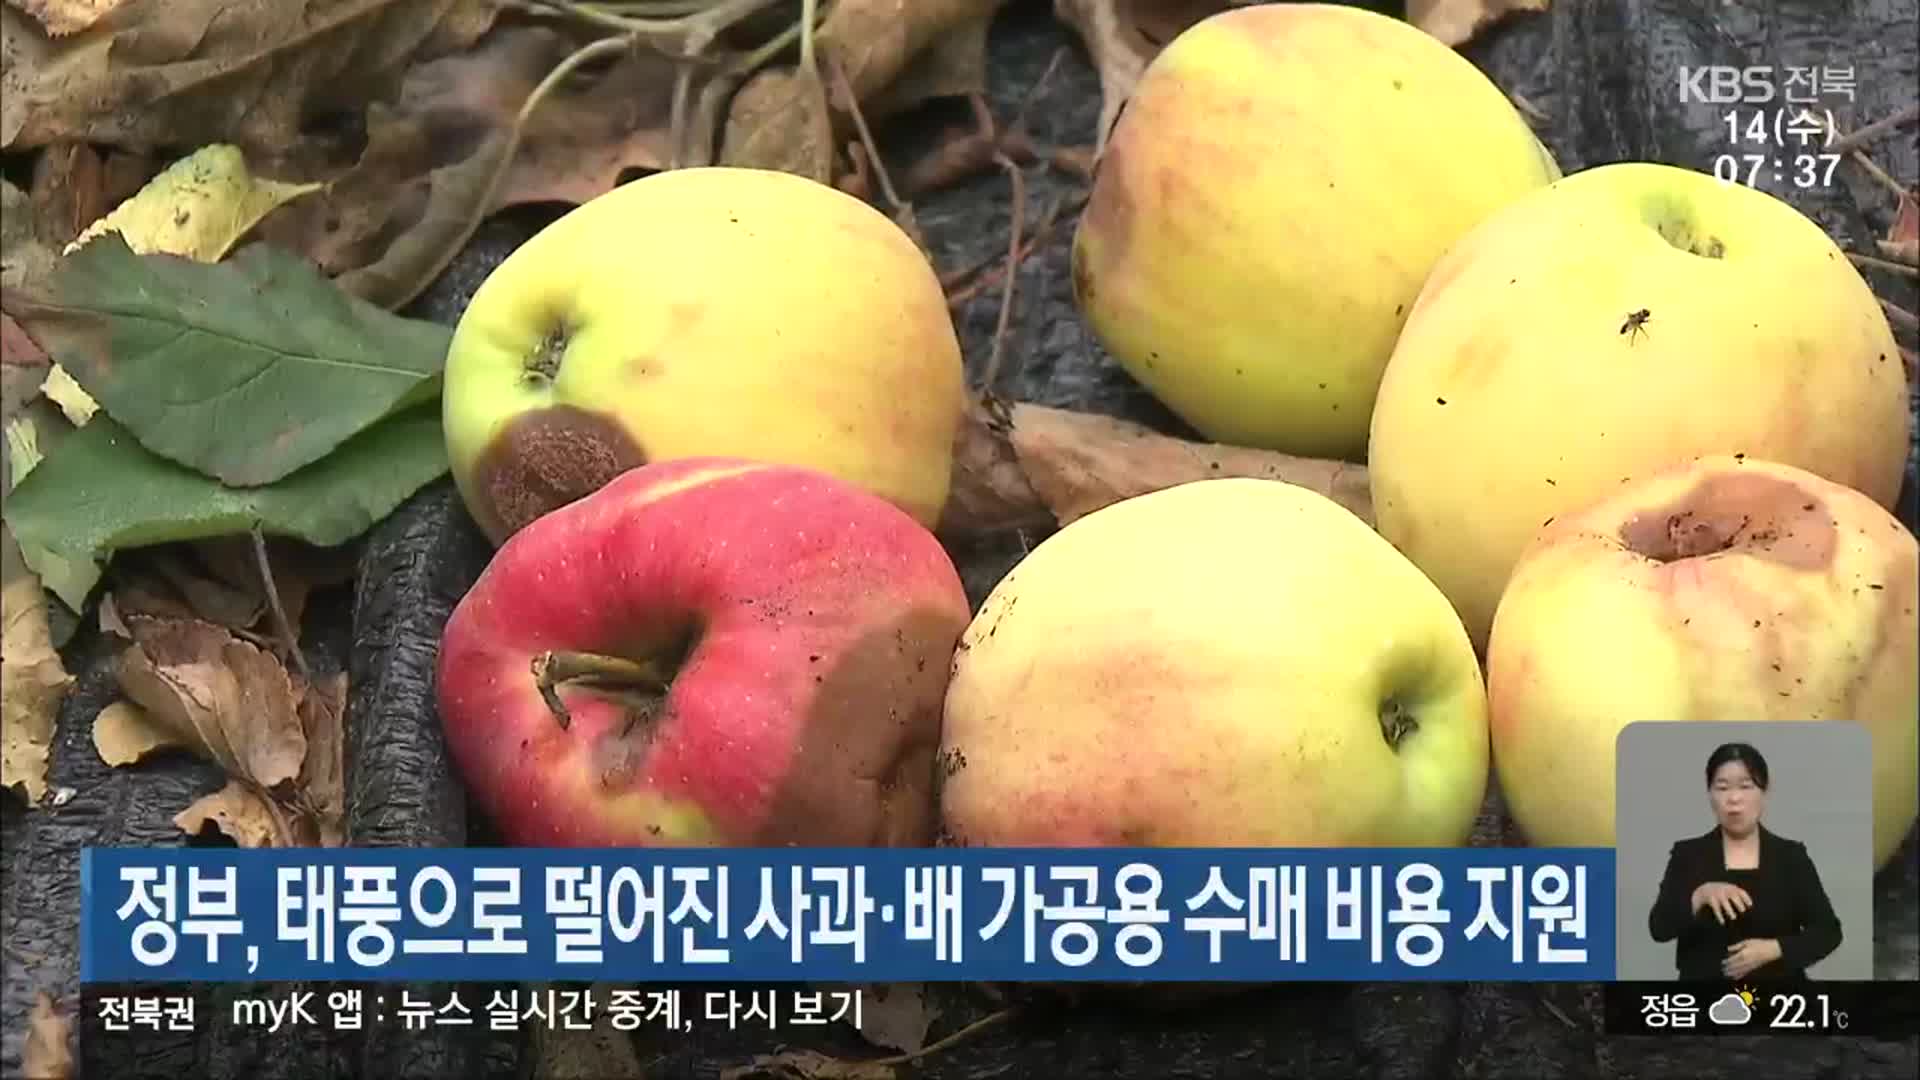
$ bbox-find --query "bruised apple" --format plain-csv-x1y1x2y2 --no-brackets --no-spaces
442,166,965,546
434,457,972,847
1368,161,1912,648
1486,455,1920,870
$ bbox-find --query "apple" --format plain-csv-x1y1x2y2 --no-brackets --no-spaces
434,456,972,847
1368,160,1912,649
1069,3,1560,462
1486,454,1920,870
441,166,966,546
936,477,1491,849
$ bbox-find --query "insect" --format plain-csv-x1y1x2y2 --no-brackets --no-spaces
1619,308,1652,344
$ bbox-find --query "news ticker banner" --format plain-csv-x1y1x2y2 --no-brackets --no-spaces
82,846,1615,983
74,979,1920,1046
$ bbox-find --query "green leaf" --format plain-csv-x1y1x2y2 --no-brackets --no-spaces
13,234,451,487
2,407,448,612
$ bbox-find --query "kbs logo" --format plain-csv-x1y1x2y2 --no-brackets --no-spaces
1678,66,1777,104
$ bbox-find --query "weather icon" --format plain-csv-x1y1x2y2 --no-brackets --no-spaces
1709,987,1757,1025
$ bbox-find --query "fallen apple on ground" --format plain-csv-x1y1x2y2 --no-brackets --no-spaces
1486,455,1920,870
1368,160,1912,649
937,477,1491,849
441,165,966,546
1071,2,1559,462
434,457,972,847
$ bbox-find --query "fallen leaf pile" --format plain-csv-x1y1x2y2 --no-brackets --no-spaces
94,614,348,847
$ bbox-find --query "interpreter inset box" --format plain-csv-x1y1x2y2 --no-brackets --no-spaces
1614,721,1873,981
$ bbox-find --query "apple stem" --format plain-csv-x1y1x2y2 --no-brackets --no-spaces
531,650,672,731
1378,697,1418,750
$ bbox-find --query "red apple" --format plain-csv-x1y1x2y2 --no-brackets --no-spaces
434,456,972,847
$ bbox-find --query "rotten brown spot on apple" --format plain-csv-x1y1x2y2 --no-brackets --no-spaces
472,404,648,544
1618,471,1837,572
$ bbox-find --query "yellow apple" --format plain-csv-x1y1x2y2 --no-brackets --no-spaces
1069,3,1560,461
1486,455,1919,870
442,166,965,545
1368,161,1911,649
937,477,1491,848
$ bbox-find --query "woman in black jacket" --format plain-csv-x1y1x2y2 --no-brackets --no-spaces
1646,742,1843,981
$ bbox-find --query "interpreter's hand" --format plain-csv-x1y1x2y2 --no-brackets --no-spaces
1724,937,1782,979
1691,881,1752,924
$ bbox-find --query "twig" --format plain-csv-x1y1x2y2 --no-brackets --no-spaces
249,526,309,683
1510,91,1550,125
1016,47,1070,132
828,56,905,213
1534,986,1580,1030
527,0,781,53
1883,298,1920,333
868,1007,1016,1066
1849,251,1920,278
1849,149,1911,202
980,152,1027,397
1829,104,1920,155
798,0,817,74
945,191,1085,305
667,63,695,168
1824,112,1913,202
1049,144,1097,180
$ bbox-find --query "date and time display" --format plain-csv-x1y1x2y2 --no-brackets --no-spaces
1678,63,1859,190
1713,109,1842,190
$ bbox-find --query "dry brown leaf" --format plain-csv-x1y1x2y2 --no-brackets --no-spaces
26,142,152,250
296,669,348,847
96,616,347,845
722,64,838,182
1053,0,1231,155
111,617,308,786
175,778,288,847
91,699,182,765
1,567,72,803
1,0,501,154
330,128,518,310
253,2,1000,301
1880,190,1918,264
9,0,122,37
1,179,56,297
852,983,935,1053
257,24,716,299
21,991,73,1079
719,0,1006,182
109,535,353,646
483,31,689,206
720,1049,896,1080
939,399,1373,535
1407,0,1550,47
862,16,994,121
28,142,106,249
820,0,1008,107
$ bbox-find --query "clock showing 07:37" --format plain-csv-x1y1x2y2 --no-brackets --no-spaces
1713,151,1844,189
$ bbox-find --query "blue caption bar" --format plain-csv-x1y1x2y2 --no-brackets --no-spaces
81,847,1617,983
